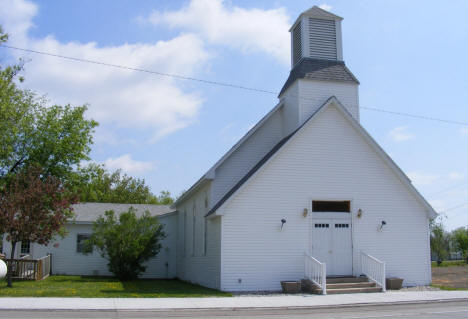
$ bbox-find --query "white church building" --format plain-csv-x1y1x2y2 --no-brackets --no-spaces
2,6,436,294
172,5,436,293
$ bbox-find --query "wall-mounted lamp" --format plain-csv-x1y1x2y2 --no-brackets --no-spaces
281,218,286,230
379,220,387,231
303,208,308,217
357,209,363,219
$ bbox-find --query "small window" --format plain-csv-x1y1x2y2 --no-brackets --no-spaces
77,234,92,253
314,223,329,228
21,241,30,254
335,223,350,228
313,201,350,213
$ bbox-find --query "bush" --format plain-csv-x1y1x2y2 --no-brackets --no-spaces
86,208,166,280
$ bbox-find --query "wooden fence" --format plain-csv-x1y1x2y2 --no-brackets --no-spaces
2,254,51,280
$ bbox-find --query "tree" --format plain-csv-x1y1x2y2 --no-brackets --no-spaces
452,227,468,263
430,221,450,266
70,163,174,204
85,208,166,280
0,166,76,287
0,29,97,182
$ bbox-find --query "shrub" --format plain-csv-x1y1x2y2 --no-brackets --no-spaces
86,208,166,280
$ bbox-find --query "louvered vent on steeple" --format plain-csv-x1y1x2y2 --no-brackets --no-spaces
289,6,343,68
308,18,337,60
292,23,302,65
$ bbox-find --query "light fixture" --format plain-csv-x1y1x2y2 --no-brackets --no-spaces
379,220,387,231
357,209,363,218
303,208,308,217
281,218,286,230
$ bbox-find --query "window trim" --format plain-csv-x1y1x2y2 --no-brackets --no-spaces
76,234,92,253
312,200,351,213
21,240,31,254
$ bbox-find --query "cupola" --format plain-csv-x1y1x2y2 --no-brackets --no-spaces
290,6,343,67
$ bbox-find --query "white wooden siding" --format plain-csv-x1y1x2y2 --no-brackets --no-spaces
219,105,431,291
3,214,178,278
176,182,221,289
211,107,284,205
297,79,359,122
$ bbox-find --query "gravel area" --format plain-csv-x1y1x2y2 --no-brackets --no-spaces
432,265,468,289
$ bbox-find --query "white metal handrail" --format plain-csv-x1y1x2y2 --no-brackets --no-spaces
304,253,326,294
361,252,386,291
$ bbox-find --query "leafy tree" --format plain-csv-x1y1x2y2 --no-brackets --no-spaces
452,227,468,264
70,163,174,204
85,208,166,280
0,28,97,182
0,27,95,288
0,166,76,287
430,221,450,266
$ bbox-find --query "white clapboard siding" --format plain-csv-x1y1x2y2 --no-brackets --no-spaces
219,105,431,291
176,182,221,289
297,79,359,122
308,18,337,60
7,214,178,278
211,107,284,205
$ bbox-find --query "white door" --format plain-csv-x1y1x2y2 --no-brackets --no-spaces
311,217,352,276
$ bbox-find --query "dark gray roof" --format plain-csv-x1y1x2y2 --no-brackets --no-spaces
279,58,359,97
71,203,175,223
206,133,295,217
206,96,342,217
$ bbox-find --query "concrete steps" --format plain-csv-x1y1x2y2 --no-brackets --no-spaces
302,277,383,295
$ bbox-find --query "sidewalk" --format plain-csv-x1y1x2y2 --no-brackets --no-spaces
0,290,468,311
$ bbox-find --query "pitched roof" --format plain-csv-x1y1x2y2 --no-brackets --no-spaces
173,101,284,208
71,203,175,223
206,96,437,219
290,6,343,31
279,58,359,97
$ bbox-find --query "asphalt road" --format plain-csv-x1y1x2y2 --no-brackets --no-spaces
0,300,468,318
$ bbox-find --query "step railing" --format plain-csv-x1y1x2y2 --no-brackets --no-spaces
304,253,326,294
360,252,386,291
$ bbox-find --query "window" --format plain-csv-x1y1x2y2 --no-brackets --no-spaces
203,218,208,256
76,234,91,253
335,223,350,228
192,205,196,256
21,241,30,254
314,223,329,228
312,201,350,213
183,209,187,257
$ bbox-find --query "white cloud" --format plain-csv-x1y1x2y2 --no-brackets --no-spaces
1,0,211,142
408,171,438,186
388,126,414,142
104,154,155,175
449,171,464,180
144,0,291,65
318,4,333,11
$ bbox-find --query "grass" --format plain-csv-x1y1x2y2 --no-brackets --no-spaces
0,276,232,298
431,284,467,291
431,260,466,267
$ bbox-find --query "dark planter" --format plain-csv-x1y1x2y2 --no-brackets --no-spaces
386,277,403,290
281,281,301,293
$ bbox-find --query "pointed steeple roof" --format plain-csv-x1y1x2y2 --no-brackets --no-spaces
290,5,342,31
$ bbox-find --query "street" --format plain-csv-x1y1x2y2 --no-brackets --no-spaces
1,300,468,318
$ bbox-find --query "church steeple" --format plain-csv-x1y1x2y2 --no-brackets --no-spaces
290,6,343,67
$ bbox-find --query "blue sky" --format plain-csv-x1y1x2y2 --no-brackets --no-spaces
1,0,468,230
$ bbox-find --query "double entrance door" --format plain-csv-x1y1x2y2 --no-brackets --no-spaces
311,214,353,276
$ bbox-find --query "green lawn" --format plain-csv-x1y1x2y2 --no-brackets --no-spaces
0,276,232,298
431,260,466,267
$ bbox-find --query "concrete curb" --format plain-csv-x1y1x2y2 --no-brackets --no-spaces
1,296,468,311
